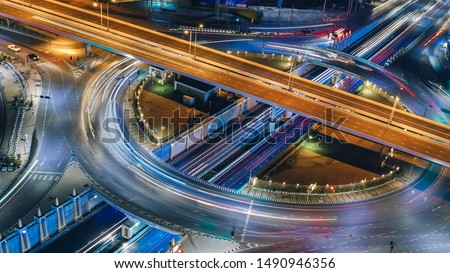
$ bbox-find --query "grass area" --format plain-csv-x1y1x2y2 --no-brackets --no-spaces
264,133,389,186
138,91,205,139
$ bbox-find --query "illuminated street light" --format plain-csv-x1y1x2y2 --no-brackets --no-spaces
184,30,192,56
306,182,317,202
252,177,258,187
193,24,204,58
287,58,296,92
387,95,400,126
93,1,115,31
93,2,103,27
184,24,203,60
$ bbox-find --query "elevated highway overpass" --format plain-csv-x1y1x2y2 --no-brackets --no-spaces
0,0,449,167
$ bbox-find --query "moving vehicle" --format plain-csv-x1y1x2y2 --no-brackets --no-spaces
28,53,39,61
8,44,20,52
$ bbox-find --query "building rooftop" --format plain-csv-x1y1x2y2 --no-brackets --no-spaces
176,75,216,92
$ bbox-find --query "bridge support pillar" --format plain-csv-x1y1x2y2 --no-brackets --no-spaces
87,194,99,213
267,107,278,133
70,188,82,221
268,121,276,134
6,19,11,27
34,208,50,243
270,107,278,119
52,198,66,231
379,144,386,156
121,219,145,240
16,220,31,253
85,43,91,56
331,70,342,85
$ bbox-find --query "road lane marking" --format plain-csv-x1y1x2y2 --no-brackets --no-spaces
240,200,254,242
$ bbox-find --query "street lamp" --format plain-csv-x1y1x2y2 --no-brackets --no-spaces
184,30,192,56
93,1,115,31
193,24,204,58
287,54,298,91
423,105,432,117
306,182,316,202
93,2,103,27
257,35,266,57
184,24,203,60
287,62,294,91
387,95,400,126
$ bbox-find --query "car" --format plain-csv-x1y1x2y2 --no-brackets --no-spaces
28,53,39,61
8,44,20,52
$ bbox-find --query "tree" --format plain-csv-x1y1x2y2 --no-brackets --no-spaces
15,157,22,168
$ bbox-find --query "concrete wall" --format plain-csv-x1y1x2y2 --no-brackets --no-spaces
0,189,102,253
154,98,258,161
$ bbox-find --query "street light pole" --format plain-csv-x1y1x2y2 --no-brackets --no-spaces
387,95,400,126
107,2,110,31
94,1,114,30
262,38,265,56
184,30,192,56
423,105,432,117
193,31,198,59
100,3,103,27
93,2,103,27
287,62,294,91
194,24,203,59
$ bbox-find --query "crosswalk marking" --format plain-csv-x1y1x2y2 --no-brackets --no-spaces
33,171,62,175
30,174,60,181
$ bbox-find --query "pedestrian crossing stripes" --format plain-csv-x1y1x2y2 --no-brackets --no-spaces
31,174,60,181
73,68,85,79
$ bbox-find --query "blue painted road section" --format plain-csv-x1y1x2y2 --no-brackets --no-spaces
33,204,181,253
121,227,181,253
33,205,126,253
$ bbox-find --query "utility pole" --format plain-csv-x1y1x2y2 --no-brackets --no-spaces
215,0,220,21
347,0,353,18
277,0,283,24
423,105,432,117
323,0,327,15
388,96,400,126
290,4,294,24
